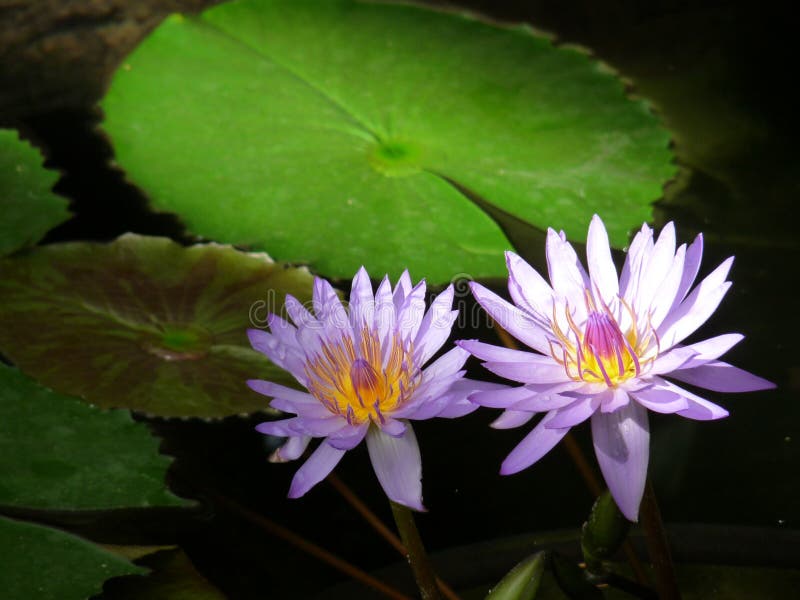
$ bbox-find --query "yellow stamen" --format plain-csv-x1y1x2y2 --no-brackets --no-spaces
548,291,657,387
305,327,419,424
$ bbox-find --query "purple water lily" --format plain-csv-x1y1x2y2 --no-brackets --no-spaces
459,215,774,521
248,268,495,511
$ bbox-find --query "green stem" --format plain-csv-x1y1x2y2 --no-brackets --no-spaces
640,479,681,600
390,501,443,600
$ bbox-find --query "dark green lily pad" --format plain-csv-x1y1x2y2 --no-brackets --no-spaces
101,548,227,600
102,0,674,283
0,234,314,417
0,129,70,256
0,515,143,600
0,365,185,510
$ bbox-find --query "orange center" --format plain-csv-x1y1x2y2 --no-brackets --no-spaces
305,327,419,424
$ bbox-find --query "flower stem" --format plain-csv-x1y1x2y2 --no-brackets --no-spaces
640,479,681,600
329,475,462,600
203,487,414,600
390,501,443,600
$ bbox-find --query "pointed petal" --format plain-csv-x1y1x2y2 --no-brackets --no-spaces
658,256,734,349
266,314,301,349
270,435,311,463
505,251,554,319
619,223,653,299
674,333,744,370
546,397,600,428
255,418,296,437
546,228,590,306
600,388,630,413
395,370,465,419
457,339,548,364
491,410,536,429
288,442,346,498
669,361,775,392
366,425,425,511
327,424,369,450
268,397,331,419
672,233,704,308
247,380,316,406
511,393,576,413
349,267,375,331
650,377,730,420
434,379,504,418
591,401,650,521
414,285,456,364
380,418,408,437
374,275,396,343
285,294,317,329
396,280,427,342
649,345,699,375
313,277,349,338
634,222,676,315
482,360,570,384
469,282,551,354
586,215,619,304
500,411,570,475
469,384,537,409
247,328,307,383
422,345,470,380
648,243,686,328
629,387,688,414
393,270,413,308
288,416,348,437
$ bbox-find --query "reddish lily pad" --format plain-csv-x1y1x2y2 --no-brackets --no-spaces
0,234,314,418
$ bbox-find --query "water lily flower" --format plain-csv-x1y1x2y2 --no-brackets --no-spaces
459,215,774,521
248,268,496,511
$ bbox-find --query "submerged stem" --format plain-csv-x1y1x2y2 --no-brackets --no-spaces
329,475,462,599
390,501,443,600
640,479,681,600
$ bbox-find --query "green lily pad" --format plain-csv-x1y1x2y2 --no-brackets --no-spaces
0,129,70,256
101,548,227,600
0,234,314,418
0,515,143,600
0,365,185,510
102,0,674,283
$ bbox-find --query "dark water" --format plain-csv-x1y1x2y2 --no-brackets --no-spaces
10,1,799,598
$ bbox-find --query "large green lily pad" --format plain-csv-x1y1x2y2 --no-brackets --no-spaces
0,365,185,510
102,0,674,283
0,234,314,417
0,515,143,600
0,129,70,256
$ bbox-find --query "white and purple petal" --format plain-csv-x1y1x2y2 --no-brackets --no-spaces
591,401,650,522
505,250,554,319
500,411,571,475
366,425,425,511
288,442,347,498
668,360,775,393
658,257,734,349
469,282,552,354
586,214,619,304
491,409,536,429
270,435,311,463
349,267,375,331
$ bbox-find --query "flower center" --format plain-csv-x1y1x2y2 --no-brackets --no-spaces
549,291,657,387
305,326,419,425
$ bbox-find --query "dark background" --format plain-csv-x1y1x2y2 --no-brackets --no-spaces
1,0,797,597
